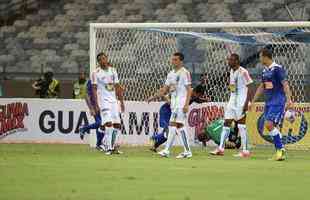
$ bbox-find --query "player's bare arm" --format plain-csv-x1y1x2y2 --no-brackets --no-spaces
243,82,254,113
282,80,293,108
248,83,264,111
147,85,169,103
183,85,192,113
115,83,125,112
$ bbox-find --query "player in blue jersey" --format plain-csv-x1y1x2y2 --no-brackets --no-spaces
79,79,105,151
250,48,293,161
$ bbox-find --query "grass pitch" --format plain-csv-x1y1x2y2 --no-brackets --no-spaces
0,144,309,200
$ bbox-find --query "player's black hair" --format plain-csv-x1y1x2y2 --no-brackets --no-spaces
260,48,272,59
173,52,184,61
193,84,205,95
97,52,107,62
230,53,240,63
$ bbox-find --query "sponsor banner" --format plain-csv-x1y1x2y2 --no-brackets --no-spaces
247,103,310,149
0,99,224,145
0,99,309,148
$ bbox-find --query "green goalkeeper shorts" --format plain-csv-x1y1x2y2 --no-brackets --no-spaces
204,119,224,145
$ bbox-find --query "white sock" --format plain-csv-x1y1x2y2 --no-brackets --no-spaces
105,127,114,151
112,128,120,150
238,124,249,152
164,126,177,152
177,127,191,153
219,126,230,150
269,128,282,137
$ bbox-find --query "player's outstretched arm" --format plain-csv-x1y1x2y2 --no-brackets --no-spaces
147,86,169,103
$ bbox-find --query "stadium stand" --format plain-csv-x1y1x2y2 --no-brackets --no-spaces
0,0,309,98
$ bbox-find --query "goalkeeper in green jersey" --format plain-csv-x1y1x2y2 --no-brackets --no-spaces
198,119,241,149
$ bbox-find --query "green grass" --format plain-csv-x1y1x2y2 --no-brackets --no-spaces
0,144,309,200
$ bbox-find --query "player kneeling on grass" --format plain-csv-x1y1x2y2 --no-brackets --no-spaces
148,52,192,159
149,85,208,152
210,53,252,158
249,48,293,161
92,52,125,155
79,79,106,152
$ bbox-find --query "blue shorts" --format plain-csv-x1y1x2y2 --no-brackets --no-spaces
263,105,285,125
159,103,171,128
94,114,102,126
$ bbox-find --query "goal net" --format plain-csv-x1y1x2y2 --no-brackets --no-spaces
89,22,310,150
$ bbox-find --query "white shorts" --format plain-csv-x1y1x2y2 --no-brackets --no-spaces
224,105,245,121
170,108,187,125
100,102,121,125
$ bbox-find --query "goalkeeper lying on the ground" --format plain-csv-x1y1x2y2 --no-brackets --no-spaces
198,119,241,149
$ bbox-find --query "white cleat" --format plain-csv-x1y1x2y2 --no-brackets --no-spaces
105,150,113,155
99,145,108,152
176,151,192,159
158,150,169,157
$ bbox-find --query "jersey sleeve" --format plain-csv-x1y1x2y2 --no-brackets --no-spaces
183,70,192,86
242,70,253,85
90,71,97,85
275,66,287,83
113,68,119,84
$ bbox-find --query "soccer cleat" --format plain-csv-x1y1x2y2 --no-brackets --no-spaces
113,150,123,154
105,150,113,155
269,149,286,161
210,148,224,156
233,151,251,158
95,145,104,152
99,144,108,152
158,150,169,157
176,151,192,159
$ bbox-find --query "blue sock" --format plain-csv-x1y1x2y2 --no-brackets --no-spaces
96,129,104,147
273,134,283,150
154,132,167,148
81,115,101,132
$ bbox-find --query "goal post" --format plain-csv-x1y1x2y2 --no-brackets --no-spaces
89,22,310,149
89,21,310,101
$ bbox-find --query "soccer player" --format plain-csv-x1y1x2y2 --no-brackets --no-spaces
79,79,106,151
149,85,208,152
148,52,192,159
249,48,293,161
92,52,125,155
210,53,253,157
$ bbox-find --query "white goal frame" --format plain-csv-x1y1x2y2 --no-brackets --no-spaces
89,21,310,73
